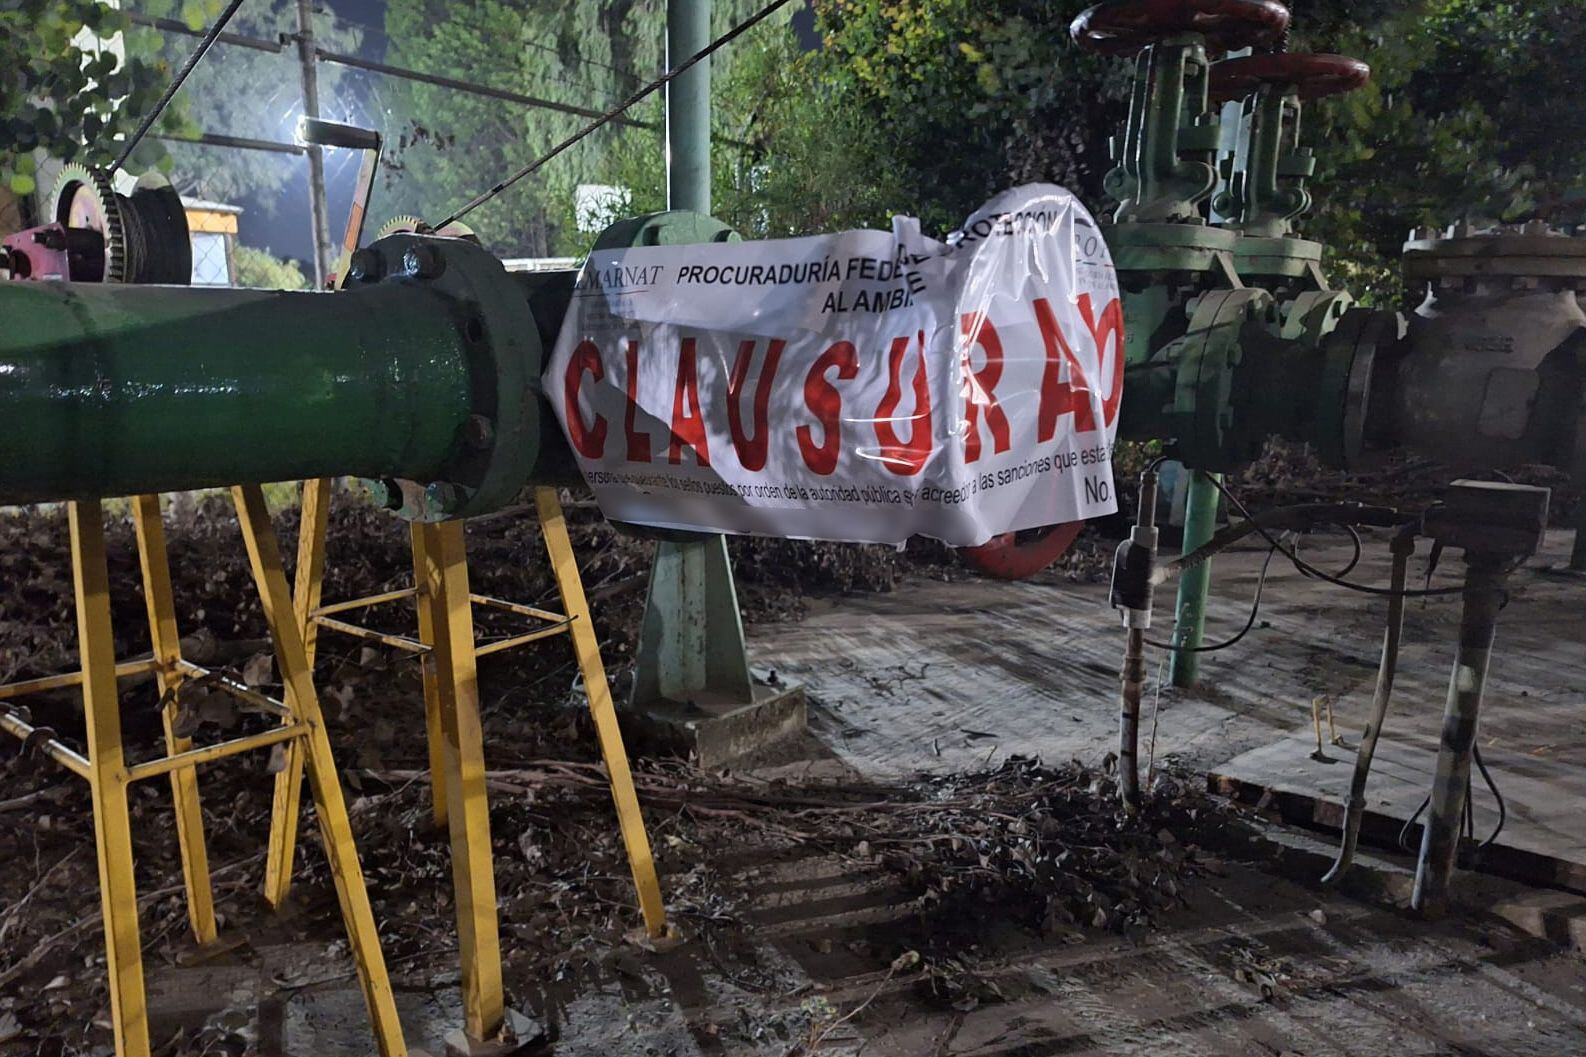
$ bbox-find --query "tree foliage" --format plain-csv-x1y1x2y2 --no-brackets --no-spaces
793,0,1586,302
0,0,192,198
233,242,308,288
122,0,362,211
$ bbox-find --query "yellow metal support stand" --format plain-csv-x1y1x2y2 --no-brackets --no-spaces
73,500,150,1057
0,494,408,1057
270,482,668,1046
131,494,218,947
413,520,504,1041
534,488,667,936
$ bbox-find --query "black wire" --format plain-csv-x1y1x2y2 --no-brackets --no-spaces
1146,541,1280,654
434,0,793,228
1206,475,1474,598
1396,746,1508,856
111,0,251,172
1473,743,1507,850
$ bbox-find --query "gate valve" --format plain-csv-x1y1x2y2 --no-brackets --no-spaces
1070,0,1291,56
1209,53,1372,102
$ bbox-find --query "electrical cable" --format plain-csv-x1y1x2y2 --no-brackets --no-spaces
111,0,251,172
1206,475,1478,598
1145,540,1281,654
1473,743,1507,850
433,0,793,228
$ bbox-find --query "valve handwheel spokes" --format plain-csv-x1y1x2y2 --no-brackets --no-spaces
958,521,1087,581
1210,53,1372,102
1070,0,1291,56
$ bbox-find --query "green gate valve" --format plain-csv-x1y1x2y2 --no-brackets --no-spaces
1209,52,1372,285
1073,0,1290,230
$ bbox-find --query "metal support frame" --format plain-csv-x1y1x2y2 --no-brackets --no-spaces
269,483,668,1046
0,493,406,1057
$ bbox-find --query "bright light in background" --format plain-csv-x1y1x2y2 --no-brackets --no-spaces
576,184,632,233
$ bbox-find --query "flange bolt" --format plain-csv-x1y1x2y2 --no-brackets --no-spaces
347,247,383,283
402,243,444,280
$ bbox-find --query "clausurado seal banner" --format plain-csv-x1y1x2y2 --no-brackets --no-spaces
546,184,1123,547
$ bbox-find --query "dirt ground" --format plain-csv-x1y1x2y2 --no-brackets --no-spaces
1,461,1583,1056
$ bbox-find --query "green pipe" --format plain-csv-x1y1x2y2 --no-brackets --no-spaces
1169,469,1222,687
0,280,476,504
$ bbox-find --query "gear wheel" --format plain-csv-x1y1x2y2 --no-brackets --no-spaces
374,215,479,242
52,162,127,282
48,165,191,284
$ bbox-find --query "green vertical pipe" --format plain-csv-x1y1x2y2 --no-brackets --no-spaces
0,280,475,504
666,0,711,214
1169,469,1222,687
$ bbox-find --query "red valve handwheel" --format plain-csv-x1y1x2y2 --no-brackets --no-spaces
1070,0,1291,56
1210,52,1372,102
958,521,1087,580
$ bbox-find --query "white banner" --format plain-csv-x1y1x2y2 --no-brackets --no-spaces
545,184,1123,547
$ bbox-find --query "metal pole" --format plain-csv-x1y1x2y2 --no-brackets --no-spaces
1169,470,1221,687
1411,554,1506,912
666,0,711,214
1119,468,1159,814
295,0,331,287
1324,528,1414,885
1570,499,1585,571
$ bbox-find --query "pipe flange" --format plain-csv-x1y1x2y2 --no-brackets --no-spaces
1105,221,1240,275
1404,221,1586,284
349,232,543,521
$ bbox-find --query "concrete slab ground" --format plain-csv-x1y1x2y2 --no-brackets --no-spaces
750,528,1586,889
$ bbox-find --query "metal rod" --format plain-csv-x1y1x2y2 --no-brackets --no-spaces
1119,468,1159,814
1571,500,1586,571
469,594,566,624
154,131,305,155
0,712,92,778
1323,527,1415,885
473,621,573,658
315,49,656,130
1411,554,1507,911
124,723,305,784
127,12,284,53
1169,469,1222,687
295,0,331,286
172,660,293,718
311,615,429,654
312,587,419,617
0,658,160,701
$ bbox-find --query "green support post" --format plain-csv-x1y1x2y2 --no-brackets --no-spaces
1169,470,1221,687
665,0,711,215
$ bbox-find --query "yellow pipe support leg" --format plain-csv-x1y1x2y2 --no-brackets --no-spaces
231,485,408,1057
72,500,151,1057
131,495,218,947
263,478,331,907
533,488,668,938
414,521,505,1042
410,524,452,831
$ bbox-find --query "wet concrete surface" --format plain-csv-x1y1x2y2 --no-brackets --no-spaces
136,530,1586,1055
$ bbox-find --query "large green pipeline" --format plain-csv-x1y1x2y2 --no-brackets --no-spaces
0,234,558,518
0,280,473,503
